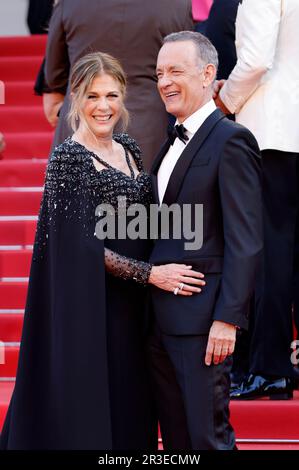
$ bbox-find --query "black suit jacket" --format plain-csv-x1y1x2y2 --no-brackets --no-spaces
150,109,262,335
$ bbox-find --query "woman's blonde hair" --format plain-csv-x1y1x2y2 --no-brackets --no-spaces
68,52,129,133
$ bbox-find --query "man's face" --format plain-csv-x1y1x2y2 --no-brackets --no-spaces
156,41,210,123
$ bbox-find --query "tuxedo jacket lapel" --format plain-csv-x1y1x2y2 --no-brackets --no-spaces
162,109,225,206
151,138,171,205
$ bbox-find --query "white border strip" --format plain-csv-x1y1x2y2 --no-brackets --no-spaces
0,187,43,192
0,309,24,314
0,216,38,221
0,245,33,250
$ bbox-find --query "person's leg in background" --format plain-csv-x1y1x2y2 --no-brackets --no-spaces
231,150,298,399
292,157,299,380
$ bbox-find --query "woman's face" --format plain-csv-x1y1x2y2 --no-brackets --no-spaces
79,74,124,139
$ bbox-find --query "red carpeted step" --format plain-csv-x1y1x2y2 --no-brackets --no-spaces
0,160,47,187
0,313,24,342
0,35,47,57
0,379,299,445
0,382,15,431
0,282,28,309
2,132,53,159
0,344,19,378
0,219,37,245
0,56,43,82
230,392,299,440
0,250,32,278
0,106,52,133
4,81,42,106
159,441,299,450
0,189,42,216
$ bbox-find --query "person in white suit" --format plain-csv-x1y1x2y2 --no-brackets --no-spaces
214,0,299,399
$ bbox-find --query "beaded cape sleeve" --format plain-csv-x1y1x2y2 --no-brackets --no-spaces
104,248,152,285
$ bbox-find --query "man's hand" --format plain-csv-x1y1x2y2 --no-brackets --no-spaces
214,94,231,114
148,264,205,296
213,79,231,114
205,320,237,366
43,92,65,127
213,79,226,100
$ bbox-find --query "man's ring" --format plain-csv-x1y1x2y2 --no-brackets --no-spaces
173,287,179,295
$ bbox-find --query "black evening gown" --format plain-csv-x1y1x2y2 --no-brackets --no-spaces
0,135,156,450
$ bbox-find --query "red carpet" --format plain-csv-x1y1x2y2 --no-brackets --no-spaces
0,159,47,187
0,282,28,309
0,34,299,450
0,313,24,342
0,347,19,378
0,219,36,245
0,250,32,277
0,35,47,56
0,106,52,132
3,132,53,159
0,36,49,437
0,56,43,82
0,189,43,215
4,81,43,106
230,392,299,441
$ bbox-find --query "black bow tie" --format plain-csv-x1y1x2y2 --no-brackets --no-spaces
167,124,189,146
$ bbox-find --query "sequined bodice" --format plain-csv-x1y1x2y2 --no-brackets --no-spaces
65,136,153,210
35,134,153,285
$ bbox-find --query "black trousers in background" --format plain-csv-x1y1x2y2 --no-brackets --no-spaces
147,323,236,450
250,150,299,377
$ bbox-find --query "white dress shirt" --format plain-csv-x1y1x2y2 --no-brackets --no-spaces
158,100,216,204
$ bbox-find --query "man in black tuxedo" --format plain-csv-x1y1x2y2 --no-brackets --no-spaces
147,31,263,450
204,0,250,386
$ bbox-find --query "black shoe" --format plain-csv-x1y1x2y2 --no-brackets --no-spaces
230,374,293,400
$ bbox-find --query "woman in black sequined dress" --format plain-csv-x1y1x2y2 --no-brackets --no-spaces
0,52,204,450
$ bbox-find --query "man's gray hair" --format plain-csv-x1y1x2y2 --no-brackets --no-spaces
163,31,218,72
